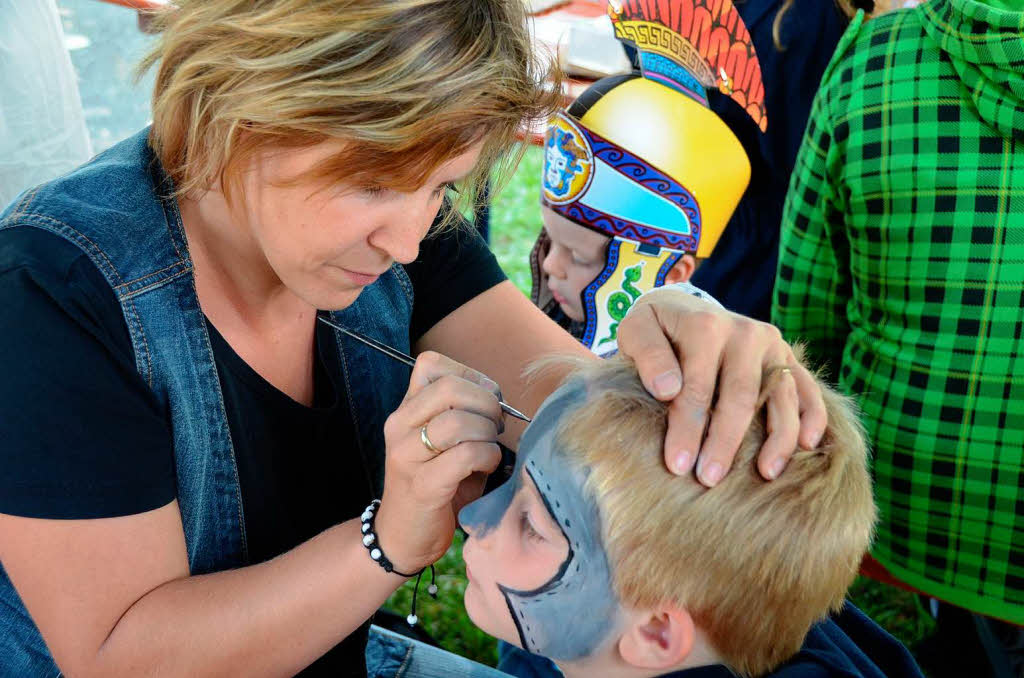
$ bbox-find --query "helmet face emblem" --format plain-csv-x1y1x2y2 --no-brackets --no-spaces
542,117,594,206
544,129,590,199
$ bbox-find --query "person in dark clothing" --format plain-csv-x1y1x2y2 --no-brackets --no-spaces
690,0,849,320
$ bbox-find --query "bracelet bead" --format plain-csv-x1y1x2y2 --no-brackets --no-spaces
359,501,419,578
358,500,436,628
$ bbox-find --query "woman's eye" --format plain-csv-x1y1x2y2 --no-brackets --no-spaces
362,185,385,197
431,182,457,199
571,253,593,266
519,510,545,543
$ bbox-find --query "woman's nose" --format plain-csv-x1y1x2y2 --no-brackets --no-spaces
369,210,430,264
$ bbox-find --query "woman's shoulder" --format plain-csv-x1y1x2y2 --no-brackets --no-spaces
0,129,184,286
0,225,91,280
0,225,133,365
1,128,157,222
0,220,177,522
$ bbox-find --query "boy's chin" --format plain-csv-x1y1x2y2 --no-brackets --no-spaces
463,584,524,649
559,303,585,323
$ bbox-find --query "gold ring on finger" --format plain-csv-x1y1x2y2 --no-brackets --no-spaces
420,425,442,455
764,364,793,381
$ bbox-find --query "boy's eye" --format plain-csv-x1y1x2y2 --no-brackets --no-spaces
571,252,594,266
519,510,545,543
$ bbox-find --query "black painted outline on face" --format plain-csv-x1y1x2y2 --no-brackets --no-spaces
497,463,575,652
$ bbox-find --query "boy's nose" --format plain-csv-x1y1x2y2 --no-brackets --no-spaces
541,247,565,280
458,483,512,541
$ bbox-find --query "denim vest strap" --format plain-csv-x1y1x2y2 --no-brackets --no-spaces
329,263,415,495
0,130,247,575
0,129,413,674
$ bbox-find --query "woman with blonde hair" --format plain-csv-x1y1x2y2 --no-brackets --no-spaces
0,1,826,675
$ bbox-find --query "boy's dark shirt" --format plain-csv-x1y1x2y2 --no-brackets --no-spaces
661,604,925,678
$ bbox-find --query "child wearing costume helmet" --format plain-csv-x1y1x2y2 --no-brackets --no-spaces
530,0,769,357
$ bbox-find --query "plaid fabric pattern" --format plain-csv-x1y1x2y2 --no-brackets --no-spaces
773,1,1024,623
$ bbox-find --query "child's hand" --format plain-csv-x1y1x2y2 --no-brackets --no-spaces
616,288,828,487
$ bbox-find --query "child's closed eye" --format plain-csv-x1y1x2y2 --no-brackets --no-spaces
520,510,545,543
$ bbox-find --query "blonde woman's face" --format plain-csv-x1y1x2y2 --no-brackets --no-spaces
237,139,483,311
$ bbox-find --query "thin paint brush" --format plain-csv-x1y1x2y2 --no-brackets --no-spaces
317,315,532,423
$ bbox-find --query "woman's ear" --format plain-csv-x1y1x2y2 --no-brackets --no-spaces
617,607,696,671
664,254,697,285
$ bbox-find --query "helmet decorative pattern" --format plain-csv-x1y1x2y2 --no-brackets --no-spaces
609,0,768,131
543,114,595,205
580,238,682,354
542,111,701,252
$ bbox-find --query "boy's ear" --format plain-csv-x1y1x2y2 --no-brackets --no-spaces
664,254,697,285
618,607,696,671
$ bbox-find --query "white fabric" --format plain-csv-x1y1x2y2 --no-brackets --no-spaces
627,281,725,319
0,0,93,208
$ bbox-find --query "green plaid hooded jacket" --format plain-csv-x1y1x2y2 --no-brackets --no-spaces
774,1,1024,622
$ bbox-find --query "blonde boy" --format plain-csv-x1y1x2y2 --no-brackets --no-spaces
460,356,922,678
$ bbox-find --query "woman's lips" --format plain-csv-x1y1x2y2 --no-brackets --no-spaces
341,268,381,286
551,290,569,307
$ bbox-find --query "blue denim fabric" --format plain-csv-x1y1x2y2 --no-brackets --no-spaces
367,625,513,678
496,640,563,678
0,129,412,675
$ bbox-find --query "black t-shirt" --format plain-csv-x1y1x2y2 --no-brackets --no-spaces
0,222,505,676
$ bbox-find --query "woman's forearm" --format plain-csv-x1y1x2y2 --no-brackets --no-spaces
91,518,402,677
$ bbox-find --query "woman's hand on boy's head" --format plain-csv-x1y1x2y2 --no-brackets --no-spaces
616,289,828,486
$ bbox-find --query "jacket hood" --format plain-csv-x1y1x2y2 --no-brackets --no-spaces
919,0,1024,139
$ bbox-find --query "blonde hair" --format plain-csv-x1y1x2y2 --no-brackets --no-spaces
138,0,561,216
540,354,875,678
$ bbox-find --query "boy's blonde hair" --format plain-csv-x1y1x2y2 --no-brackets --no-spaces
139,0,560,214
546,354,875,677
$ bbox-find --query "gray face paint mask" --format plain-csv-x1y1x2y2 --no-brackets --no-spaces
459,380,618,661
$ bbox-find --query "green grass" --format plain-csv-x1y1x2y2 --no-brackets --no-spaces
384,532,498,665
384,144,936,669
483,145,545,294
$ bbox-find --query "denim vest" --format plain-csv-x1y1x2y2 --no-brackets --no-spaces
0,130,412,675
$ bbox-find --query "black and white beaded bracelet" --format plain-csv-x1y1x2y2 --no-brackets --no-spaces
360,500,437,626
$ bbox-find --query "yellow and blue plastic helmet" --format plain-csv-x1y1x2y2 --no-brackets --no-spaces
531,0,768,355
